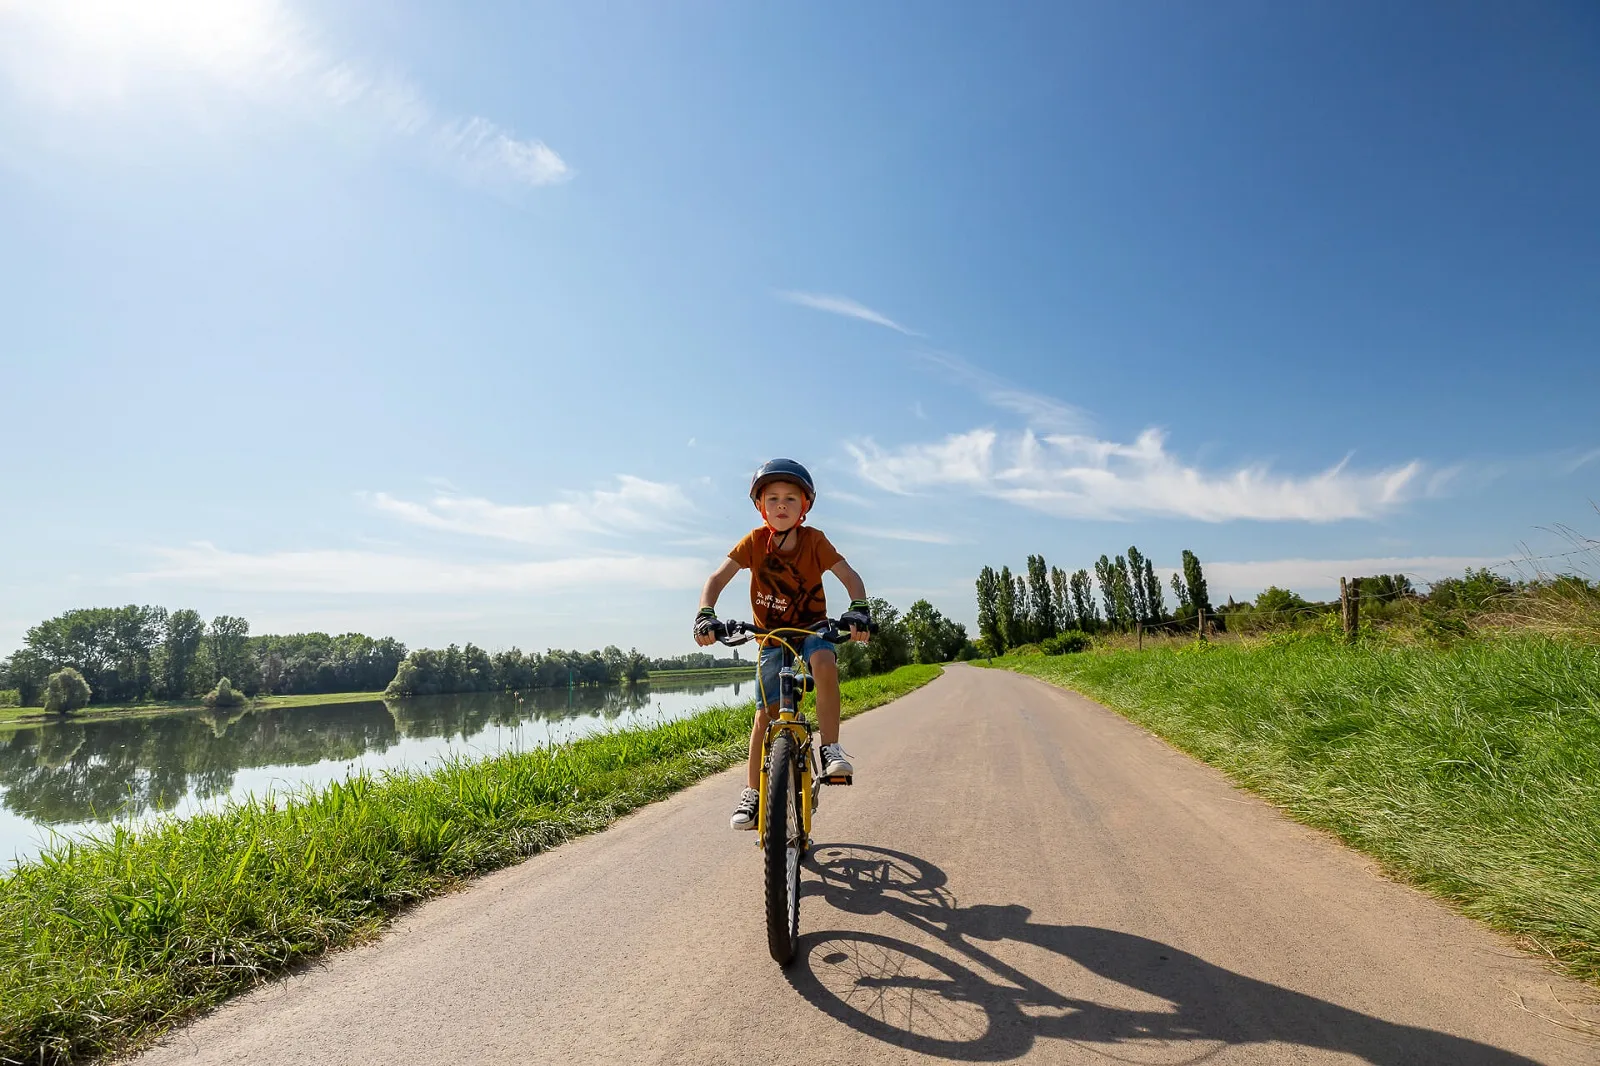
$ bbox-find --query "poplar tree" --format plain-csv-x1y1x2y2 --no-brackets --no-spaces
1113,555,1138,629
1014,574,1031,644
1181,550,1213,614
1094,555,1119,630
997,565,1019,649
1143,557,1165,621
1125,546,1150,622
1170,572,1191,610
1026,554,1056,639
975,566,1003,653
1050,566,1074,631
1070,569,1099,632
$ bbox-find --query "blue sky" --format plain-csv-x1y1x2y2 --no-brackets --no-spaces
1,0,1596,658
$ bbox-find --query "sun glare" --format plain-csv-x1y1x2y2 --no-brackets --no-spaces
0,0,306,100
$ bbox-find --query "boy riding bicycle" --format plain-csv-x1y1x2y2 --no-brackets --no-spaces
693,458,872,830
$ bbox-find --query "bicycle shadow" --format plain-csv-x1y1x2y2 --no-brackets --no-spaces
787,843,1547,1064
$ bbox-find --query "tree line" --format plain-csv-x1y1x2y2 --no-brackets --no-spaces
0,606,407,707
385,595,972,698
973,544,1533,652
2,594,977,708
0,608,676,708
832,596,975,680
385,644,658,696
975,547,1217,654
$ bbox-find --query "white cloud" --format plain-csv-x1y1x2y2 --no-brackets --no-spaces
367,476,684,546
0,0,569,188
777,291,919,336
127,543,705,594
849,427,1423,522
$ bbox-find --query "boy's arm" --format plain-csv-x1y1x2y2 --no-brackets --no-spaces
699,558,742,612
829,559,867,602
694,558,743,647
829,559,872,642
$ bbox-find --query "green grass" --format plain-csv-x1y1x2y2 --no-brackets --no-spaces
0,664,941,1066
648,667,750,683
995,634,1600,986
0,690,389,727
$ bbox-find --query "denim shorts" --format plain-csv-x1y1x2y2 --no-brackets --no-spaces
757,634,835,709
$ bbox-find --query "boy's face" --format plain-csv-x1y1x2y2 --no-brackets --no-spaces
759,481,807,531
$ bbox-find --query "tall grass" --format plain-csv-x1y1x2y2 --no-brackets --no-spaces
0,665,941,1066
1001,635,1600,986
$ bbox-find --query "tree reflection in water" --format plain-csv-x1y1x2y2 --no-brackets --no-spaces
0,679,739,827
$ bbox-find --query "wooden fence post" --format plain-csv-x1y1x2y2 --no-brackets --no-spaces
1340,577,1357,643
1197,607,1206,641
1136,621,1143,651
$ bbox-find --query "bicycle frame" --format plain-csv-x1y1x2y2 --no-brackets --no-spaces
716,615,868,964
752,629,820,849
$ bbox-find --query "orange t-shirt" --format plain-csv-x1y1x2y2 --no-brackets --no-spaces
729,526,843,630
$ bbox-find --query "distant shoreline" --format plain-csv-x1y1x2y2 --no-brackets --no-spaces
0,689,390,728
0,672,753,728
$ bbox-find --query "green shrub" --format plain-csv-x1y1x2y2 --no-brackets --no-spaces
202,677,246,709
1009,642,1044,656
0,689,19,708
385,659,420,698
41,669,91,714
1041,630,1091,655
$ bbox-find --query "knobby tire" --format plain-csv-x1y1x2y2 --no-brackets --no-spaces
764,731,802,964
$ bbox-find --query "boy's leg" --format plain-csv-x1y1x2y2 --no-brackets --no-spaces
748,642,782,787
747,705,774,789
809,648,840,746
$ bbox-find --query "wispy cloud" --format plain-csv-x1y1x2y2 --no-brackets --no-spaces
830,523,960,545
367,476,683,547
849,427,1423,522
777,291,919,336
0,0,569,188
914,351,1087,432
127,543,705,594
1565,448,1600,475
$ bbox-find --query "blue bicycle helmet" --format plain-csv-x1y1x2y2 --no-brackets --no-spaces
749,458,816,505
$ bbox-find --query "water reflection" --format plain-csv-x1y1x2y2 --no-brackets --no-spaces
0,679,745,861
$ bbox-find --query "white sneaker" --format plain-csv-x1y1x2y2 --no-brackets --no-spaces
730,787,759,830
820,743,854,778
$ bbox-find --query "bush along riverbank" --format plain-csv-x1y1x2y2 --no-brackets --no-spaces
0,664,942,1066
993,633,1600,986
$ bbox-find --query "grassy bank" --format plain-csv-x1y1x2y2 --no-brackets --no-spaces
0,689,389,728
994,634,1600,986
0,664,941,1065
648,667,750,683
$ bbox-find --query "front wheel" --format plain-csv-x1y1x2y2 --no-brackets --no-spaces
764,730,803,964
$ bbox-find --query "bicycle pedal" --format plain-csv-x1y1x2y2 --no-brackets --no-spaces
822,774,853,786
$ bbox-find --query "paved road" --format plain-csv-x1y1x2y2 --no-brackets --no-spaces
135,665,1598,1065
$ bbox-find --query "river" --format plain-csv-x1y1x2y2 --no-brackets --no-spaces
0,677,751,869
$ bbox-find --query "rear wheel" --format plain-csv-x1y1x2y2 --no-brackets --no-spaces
764,731,802,964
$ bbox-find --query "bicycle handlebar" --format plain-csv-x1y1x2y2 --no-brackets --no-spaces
717,617,878,647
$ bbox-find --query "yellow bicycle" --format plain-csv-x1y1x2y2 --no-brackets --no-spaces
719,617,866,964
